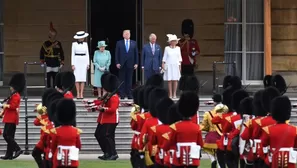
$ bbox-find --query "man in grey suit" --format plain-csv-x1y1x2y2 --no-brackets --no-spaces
141,33,162,81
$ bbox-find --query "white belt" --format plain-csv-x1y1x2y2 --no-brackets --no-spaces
176,142,201,159
58,145,76,150
133,131,140,135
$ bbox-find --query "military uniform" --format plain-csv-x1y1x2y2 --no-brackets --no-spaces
0,73,25,160
178,19,200,75
40,22,64,88
261,96,297,168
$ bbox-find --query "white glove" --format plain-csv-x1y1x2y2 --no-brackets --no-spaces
99,67,105,72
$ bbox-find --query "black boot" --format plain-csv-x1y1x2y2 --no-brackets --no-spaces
211,161,217,168
32,147,44,168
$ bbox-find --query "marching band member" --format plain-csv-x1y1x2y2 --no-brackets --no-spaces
130,86,142,168
61,71,75,99
163,91,204,168
145,73,164,88
263,75,273,88
96,74,120,160
51,99,82,168
151,97,174,168
139,87,169,167
0,73,25,160
240,90,266,167
200,102,228,168
32,88,56,168
261,96,297,168
252,86,280,167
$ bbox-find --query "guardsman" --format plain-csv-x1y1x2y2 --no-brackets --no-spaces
240,90,266,168
32,88,56,168
40,22,64,88
54,72,63,92
151,97,174,168
163,91,204,168
145,74,164,88
139,87,169,167
178,19,200,75
61,71,75,99
252,86,280,167
200,103,228,168
96,74,120,160
0,73,25,160
130,86,142,168
50,99,82,168
261,96,297,168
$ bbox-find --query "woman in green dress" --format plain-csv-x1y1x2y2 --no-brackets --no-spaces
93,41,111,97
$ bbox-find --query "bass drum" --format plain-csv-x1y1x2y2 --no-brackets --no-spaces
90,61,95,86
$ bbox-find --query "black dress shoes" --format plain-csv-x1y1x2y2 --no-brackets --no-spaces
0,155,12,160
98,153,109,160
106,154,119,160
12,150,23,159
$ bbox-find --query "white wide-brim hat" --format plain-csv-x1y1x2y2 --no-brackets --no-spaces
74,31,89,39
167,34,180,42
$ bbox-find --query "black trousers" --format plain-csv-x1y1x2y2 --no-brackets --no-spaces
47,71,58,88
94,123,107,154
32,147,44,168
155,163,169,168
3,123,20,157
181,64,195,76
101,123,118,156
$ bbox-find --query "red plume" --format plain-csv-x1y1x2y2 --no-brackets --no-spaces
49,21,57,33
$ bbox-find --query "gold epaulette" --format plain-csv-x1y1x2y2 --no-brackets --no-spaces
140,114,146,119
41,126,50,134
40,119,47,126
130,111,137,121
162,133,170,140
262,126,269,134
150,126,156,133
225,116,231,123
50,128,57,134
169,124,176,131
286,120,290,124
255,118,262,126
37,115,42,120
77,128,83,135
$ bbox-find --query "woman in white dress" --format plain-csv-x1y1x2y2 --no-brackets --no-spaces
162,34,182,98
71,31,90,99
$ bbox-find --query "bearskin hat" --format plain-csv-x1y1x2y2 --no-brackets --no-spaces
47,99,59,123
148,87,168,118
156,97,174,125
9,73,25,93
271,96,291,122
42,88,57,106
230,76,242,90
182,19,194,38
178,75,187,91
137,87,146,110
55,72,63,90
222,87,235,111
101,71,111,90
261,86,281,113
231,89,249,112
167,104,182,125
212,94,222,103
144,86,156,113
178,91,199,118
104,74,120,92
61,71,75,91
45,90,64,108
272,74,287,95
253,90,267,117
132,86,142,105
184,75,199,93
223,75,232,89
239,97,253,115
145,74,164,88
56,99,76,125
263,75,273,88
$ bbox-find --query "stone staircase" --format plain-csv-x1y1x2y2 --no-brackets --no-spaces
0,97,297,155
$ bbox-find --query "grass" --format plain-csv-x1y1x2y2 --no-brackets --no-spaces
0,160,212,168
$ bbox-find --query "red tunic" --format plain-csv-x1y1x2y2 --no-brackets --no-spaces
178,38,200,65
42,121,55,161
226,114,241,151
261,124,297,168
98,94,120,124
130,109,141,150
139,117,158,156
34,114,49,149
135,112,152,150
51,126,82,168
163,120,204,167
151,124,171,166
212,112,237,151
2,93,20,125
64,91,74,99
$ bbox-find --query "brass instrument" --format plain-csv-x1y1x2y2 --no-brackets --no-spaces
35,103,47,115
214,104,229,114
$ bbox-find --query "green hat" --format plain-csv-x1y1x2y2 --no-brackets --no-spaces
97,41,107,48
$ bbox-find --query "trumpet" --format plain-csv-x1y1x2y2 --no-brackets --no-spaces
35,103,47,115
214,104,229,113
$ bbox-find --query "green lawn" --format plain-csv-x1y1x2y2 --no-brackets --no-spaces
0,160,211,168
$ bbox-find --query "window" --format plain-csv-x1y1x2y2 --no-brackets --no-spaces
0,0,3,82
224,0,264,82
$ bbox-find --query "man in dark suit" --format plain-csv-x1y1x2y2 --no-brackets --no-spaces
115,30,139,99
141,33,162,81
